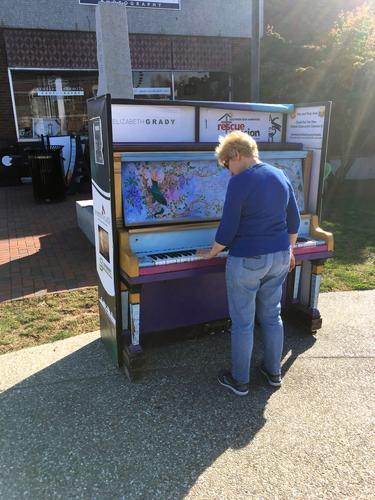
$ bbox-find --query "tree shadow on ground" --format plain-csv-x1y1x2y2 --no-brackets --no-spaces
0,322,315,499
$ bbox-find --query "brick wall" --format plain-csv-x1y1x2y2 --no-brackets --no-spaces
4,28,246,72
0,29,252,147
0,30,17,147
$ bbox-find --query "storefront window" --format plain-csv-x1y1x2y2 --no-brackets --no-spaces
132,71,172,100
11,70,98,140
11,69,230,141
174,71,230,101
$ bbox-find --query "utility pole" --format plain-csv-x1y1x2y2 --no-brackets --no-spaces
96,0,134,99
251,0,263,102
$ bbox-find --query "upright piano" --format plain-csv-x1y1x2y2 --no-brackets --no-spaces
114,147,333,376
87,96,333,379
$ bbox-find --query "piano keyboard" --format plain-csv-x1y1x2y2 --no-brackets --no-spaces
134,237,328,276
138,249,229,268
295,236,326,248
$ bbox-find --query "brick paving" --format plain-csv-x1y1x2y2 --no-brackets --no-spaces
0,185,96,302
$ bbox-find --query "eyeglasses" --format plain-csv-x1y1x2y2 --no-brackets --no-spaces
223,159,230,169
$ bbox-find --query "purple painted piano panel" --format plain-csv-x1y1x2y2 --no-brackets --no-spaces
139,272,229,334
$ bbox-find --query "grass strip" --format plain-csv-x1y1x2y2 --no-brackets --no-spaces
0,287,99,355
321,180,375,292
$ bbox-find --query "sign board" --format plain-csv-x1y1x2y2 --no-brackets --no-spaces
111,104,195,143
133,87,171,96
286,104,330,214
286,106,326,149
88,96,122,366
199,107,283,143
34,87,84,96
79,0,180,9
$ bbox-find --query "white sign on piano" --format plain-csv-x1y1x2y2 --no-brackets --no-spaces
199,107,283,143
286,106,326,149
111,104,195,143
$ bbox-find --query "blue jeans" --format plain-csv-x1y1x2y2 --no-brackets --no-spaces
225,249,290,384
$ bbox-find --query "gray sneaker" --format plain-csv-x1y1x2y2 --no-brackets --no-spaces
260,365,282,387
218,370,249,396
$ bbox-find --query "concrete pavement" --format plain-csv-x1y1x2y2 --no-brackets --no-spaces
0,290,374,499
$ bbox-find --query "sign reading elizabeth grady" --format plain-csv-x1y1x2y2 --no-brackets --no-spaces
112,104,195,143
79,0,180,9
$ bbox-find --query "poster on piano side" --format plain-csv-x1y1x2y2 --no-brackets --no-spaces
92,187,115,297
199,107,283,144
88,96,122,367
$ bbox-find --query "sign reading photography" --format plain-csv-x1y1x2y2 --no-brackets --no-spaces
79,0,180,9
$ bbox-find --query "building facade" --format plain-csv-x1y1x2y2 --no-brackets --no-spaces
0,0,253,147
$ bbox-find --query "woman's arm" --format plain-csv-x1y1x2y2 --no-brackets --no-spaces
215,177,244,247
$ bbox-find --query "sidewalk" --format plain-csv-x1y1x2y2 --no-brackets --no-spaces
0,290,374,499
0,185,96,302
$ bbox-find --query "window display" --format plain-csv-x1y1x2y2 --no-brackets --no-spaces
174,71,230,101
132,71,172,100
11,70,98,140
10,69,230,141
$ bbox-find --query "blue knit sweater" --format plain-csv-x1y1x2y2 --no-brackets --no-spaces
215,162,301,257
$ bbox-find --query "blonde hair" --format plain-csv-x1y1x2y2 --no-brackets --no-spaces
215,131,259,165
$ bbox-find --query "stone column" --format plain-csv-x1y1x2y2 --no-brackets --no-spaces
95,1,134,99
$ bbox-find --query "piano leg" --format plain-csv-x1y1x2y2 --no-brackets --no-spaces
292,264,302,303
306,262,325,332
282,260,325,333
283,263,302,308
122,291,145,382
129,295,141,347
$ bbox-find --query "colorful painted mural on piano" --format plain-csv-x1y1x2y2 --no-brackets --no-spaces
121,152,230,226
268,158,305,212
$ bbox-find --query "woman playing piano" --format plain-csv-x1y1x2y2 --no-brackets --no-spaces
197,131,300,396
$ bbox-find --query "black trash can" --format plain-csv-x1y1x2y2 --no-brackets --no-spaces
0,147,26,186
29,146,66,202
